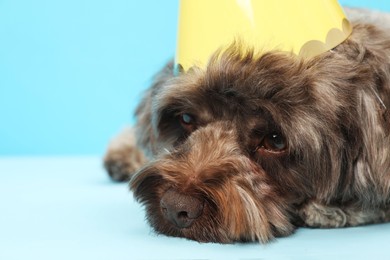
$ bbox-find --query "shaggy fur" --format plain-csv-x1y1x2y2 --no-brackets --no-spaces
104,8,390,243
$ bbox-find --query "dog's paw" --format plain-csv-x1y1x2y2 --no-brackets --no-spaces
104,128,146,182
299,201,347,228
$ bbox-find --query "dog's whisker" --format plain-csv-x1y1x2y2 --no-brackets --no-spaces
163,147,171,154
373,89,387,110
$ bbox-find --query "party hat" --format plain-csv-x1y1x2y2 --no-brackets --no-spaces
175,0,352,72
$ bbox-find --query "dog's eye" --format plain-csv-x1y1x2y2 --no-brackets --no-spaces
256,132,287,155
180,113,193,125
179,113,196,132
263,133,286,150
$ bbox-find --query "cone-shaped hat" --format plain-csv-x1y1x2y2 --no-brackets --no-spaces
175,0,352,72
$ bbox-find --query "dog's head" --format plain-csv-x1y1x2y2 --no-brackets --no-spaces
130,42,382,243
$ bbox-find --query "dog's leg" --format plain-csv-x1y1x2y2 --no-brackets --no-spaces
299,201,390,228
104,61,173,182
344,206,390,226
104,127,147,182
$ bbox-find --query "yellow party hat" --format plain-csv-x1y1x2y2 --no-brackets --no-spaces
175,0,352,72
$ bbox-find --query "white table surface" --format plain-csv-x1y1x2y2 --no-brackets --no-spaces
1,157,389,260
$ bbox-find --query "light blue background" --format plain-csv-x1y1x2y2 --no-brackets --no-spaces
1,0,389,156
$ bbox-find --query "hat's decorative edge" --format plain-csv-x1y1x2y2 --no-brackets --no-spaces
175,1,353,74
174,18,352,75
299,18,352,58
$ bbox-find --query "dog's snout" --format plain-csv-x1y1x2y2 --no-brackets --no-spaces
160,189,204,229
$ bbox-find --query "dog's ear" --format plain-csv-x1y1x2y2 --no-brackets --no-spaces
134,61,175,157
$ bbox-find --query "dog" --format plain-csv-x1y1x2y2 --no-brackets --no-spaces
104,8,390,243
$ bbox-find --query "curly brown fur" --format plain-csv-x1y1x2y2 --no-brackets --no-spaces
104,8,390,243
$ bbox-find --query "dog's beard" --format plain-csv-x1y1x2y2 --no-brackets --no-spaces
131,122,294,243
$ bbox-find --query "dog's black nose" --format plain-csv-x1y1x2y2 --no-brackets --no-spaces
160,189,204,229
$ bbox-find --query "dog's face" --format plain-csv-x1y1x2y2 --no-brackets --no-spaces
130,47,374,243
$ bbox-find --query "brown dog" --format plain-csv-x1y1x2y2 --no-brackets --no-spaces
104,8,390,243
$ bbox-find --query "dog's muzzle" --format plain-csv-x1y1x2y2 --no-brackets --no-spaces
160,189,204,229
